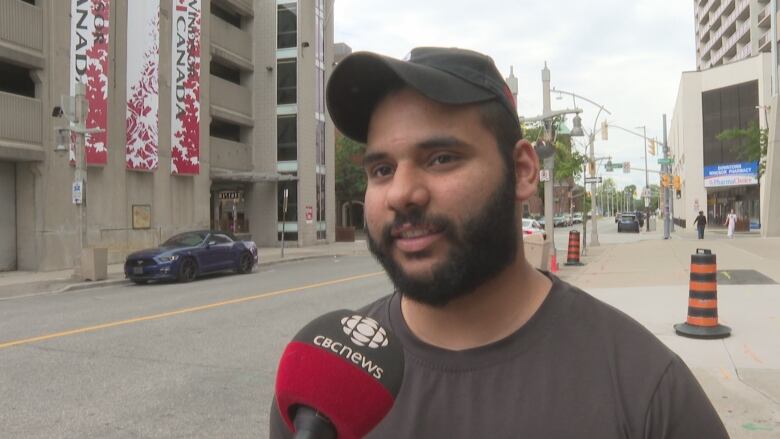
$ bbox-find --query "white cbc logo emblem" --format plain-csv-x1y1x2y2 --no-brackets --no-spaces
341,315,389,349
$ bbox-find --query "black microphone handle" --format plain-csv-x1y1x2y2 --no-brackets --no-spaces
292,406,337,439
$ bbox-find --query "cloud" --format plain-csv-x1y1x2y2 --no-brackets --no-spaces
334,0,695,189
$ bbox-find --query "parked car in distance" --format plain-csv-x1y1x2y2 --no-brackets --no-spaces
522,218,546,240
125,230,259,284
553,215,568,227
572,213,584,224
617,214,640,233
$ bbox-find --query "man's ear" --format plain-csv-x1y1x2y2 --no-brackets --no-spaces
514,139,540,201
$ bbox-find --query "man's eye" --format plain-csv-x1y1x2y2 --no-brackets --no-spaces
430,154,458,166
370,164,394,178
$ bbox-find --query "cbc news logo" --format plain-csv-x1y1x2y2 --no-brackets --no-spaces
341,315,389,349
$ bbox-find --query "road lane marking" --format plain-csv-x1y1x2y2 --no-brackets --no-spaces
0,271,384,350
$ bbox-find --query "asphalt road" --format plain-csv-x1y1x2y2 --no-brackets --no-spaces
0,219,649,439
0,254,392,439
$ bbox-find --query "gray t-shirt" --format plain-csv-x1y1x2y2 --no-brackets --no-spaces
270,275,728,438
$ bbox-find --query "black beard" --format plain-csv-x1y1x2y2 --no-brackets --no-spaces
367,171,518,308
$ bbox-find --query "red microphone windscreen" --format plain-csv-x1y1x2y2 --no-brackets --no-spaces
275,310,404,439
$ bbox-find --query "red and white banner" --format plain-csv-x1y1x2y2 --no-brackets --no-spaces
171,0,201,175
70,0,110,166
126,0,160,171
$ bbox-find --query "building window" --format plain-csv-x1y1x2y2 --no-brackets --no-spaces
277,59,297,105
277,2,297,49
210,61,241,85
278,180,298,241
316,173,326,239
210,119,242,142
277,115,297,161
211,2,242,29
701,80,759,166
0,61,35,98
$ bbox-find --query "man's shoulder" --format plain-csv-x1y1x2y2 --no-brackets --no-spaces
550,277,677,366
355,293,394,324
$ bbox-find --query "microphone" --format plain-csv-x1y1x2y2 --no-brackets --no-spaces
275,309,405,439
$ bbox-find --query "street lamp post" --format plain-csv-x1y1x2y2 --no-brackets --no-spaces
552,87,611,247
53,83,103,277
519,64,582,270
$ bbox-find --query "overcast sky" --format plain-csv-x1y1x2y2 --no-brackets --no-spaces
333,0,696,192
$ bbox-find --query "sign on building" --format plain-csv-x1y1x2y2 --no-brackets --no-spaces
70,0,111,166
703,161,758,188
126,0,160,171
171,0,202,175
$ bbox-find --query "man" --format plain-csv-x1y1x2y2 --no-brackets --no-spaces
270,47,728,438
694,210,707,239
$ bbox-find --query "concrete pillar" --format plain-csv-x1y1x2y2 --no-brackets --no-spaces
762,95,780,237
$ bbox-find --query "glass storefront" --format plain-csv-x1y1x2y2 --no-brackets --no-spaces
706,185,760,231
211,189,249,235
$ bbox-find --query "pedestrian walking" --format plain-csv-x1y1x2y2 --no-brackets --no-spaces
724,208,737,238
270,46,728,438
693,210,707,239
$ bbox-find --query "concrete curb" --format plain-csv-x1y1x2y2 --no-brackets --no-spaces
52,253,355,294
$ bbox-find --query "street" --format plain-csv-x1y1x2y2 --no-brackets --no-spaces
1,220,779,438
0,254,391,438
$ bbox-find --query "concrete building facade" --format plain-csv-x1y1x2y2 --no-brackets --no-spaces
694,0,774,70
668,53,772,230
0,0,335,272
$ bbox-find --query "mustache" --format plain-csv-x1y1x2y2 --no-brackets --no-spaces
380,209,455,245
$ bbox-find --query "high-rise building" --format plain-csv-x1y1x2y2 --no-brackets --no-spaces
694,0,773,70
0,0,335,272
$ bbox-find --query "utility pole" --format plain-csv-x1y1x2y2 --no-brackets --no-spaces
542,63,555,254
638,125,650,232
588,132,600,246
662,114,671,239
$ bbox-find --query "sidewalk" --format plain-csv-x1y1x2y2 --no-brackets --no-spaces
554,227,780,438
0,240,370,299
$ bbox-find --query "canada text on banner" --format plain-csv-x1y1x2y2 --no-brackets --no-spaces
126,0,160,171
171,0,201,176
70,0,110,166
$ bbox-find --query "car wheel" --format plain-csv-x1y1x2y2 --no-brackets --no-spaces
237,252,253,274
131,279,148,285
177,258,197,283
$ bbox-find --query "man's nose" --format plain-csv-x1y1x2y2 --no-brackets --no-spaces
385,164,430,212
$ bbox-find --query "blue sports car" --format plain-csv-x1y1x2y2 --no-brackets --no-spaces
124,230,259,284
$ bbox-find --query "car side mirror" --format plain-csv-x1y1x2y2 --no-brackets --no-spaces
208,240,216,247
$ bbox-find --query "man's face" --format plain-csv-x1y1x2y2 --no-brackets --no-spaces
363,88,518,307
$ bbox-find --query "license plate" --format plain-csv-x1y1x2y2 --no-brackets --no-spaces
133,267,143,275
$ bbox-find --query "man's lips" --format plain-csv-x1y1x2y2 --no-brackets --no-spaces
390,225,444,253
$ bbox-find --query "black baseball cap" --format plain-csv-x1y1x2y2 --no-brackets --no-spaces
326,47,520,143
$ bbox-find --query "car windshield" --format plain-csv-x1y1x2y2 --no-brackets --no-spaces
522,219,533,228
162,231,208,247
621,215,636,221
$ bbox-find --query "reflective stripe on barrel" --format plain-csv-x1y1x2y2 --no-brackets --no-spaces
686,251,719,327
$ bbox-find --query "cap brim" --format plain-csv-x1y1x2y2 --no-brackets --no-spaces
326,52,495,143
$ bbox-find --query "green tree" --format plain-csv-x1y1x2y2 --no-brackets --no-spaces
524,124,587,205
335,135,367,226
716,121,768,178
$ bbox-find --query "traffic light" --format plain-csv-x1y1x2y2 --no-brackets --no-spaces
661,174,670,188
648,139,656,156
673,175,681,190
601,121,608,140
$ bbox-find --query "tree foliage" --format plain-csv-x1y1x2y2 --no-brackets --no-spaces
716,121,768,178
335,135,367,211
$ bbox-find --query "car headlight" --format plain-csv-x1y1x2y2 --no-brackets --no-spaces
158,255,180,263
